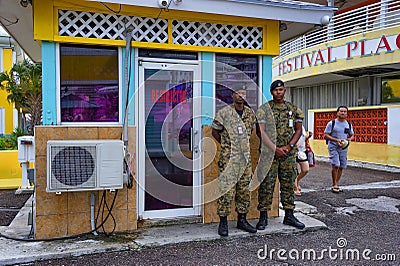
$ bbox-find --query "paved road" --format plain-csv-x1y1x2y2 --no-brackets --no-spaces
28,162,400,265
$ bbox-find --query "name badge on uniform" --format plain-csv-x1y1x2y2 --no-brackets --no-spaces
288,111,293,127
238,126,243,135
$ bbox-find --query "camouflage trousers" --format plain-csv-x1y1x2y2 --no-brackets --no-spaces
217,159,252,217
257,155,297,211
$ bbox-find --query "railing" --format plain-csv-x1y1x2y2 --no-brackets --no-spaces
278,0,400,59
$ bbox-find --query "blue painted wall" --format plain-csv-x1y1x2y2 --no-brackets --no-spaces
201,52,214,126
262,55,273,103
41,41,57,125
122,47,136,126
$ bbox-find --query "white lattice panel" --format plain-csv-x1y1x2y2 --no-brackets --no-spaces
58,10,263,50
172,21,263,49
58,10,168,43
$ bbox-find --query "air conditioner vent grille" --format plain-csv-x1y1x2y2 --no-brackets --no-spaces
47,140,124,192
51,146,96,186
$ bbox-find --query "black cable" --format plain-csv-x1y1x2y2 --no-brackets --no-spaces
98,191,117,236
95,190,105,227
98,191,108,234
0,189,119,242
156,8,163,20
0,16,19,26
156,0,173,20
58,0,119,13
94,190,118,234
96,190,118,236
100,3,121,14
28,191,35,239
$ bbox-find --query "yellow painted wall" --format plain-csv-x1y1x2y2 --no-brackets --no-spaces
311,140,400,167
33,0,280,55
0,150,22,189
1,48,14,134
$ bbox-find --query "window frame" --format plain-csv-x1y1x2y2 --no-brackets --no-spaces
214,53,261,115
56,44,122,125
381,76,400,104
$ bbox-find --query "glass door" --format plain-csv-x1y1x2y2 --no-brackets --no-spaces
138,62,201,219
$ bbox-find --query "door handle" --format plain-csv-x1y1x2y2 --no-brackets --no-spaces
190,128,193,151
193,129,199,153
190,128,199,153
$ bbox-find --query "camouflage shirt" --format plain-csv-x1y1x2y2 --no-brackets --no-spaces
256,100,304,148
212,105,256,168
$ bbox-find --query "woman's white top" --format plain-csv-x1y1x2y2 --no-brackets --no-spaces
296,126,307,153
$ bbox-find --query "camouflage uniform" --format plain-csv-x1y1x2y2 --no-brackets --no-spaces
212,104,256,217
256,100,304,211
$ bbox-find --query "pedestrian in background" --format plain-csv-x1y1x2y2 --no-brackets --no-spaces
324,106,354,193
255,80,305,230
294,126,312,196
211,86,257,237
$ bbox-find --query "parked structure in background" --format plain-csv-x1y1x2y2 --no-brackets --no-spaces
0,26,27,136
273,0,400,168
0,26,32,189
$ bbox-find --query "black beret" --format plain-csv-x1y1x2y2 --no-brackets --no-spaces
270,80,284,91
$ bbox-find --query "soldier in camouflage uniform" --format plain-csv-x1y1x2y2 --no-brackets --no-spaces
211,86,257,236
255,80,306,230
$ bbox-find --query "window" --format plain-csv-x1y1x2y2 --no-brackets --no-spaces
59,44,119,123
215,54,259,112
382,77,400,103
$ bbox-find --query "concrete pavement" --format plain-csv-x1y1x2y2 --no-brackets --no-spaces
0,197,325,265
1,160,398,265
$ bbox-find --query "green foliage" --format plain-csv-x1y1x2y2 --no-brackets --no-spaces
0,138,8,150
0,60,42,132
382,81,394,103
0,127,27,150
9,127,26,149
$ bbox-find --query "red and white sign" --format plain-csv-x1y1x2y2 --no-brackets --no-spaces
274,33,400,76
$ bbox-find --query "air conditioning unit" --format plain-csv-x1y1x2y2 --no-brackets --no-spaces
47,140,124,193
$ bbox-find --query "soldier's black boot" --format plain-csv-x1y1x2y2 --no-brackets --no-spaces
283,209,305,229
256,211,268,230
237,213,257,233
218,216,228,236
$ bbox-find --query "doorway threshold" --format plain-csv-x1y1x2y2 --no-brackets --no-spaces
138,215,202,228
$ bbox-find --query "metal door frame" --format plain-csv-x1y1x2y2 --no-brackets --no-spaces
137,59,201,219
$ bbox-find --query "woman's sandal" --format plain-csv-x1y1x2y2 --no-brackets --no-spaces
294,189,302,196
331,187,343,193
